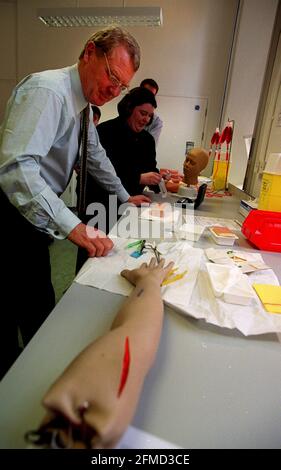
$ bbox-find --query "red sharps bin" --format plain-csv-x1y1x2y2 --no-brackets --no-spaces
242,210,281,252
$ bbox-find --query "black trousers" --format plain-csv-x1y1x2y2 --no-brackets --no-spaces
0,189,55,378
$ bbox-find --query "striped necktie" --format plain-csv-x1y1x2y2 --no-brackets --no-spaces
77,104,89,219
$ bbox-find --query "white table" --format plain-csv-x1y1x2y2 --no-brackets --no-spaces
0,195,281,449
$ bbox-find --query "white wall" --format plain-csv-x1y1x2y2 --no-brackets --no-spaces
1,0,278,181
221,0,278,187
0,0,239,173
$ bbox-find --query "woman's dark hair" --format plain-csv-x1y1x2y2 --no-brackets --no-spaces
117,87,157,120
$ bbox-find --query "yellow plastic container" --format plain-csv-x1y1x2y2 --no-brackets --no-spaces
258,153,281,212
258,173,281,211
212,158,230,191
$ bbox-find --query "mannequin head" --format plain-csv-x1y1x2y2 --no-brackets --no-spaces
183,147,209,185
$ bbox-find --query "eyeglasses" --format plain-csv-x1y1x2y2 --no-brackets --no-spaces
103,52,129,93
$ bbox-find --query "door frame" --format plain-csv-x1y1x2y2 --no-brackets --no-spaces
243,1,281,197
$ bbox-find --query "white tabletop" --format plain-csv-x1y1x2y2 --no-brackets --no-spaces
1,194,281,449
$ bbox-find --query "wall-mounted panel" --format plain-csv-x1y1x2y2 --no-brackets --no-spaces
0,3,16,79
0,79,16,122
155,95,208,171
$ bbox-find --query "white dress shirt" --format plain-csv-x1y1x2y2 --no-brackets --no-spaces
0,64,129,239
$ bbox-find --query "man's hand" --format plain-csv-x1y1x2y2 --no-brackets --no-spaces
67,223,113,257
140,172,162,186
127,195,151,206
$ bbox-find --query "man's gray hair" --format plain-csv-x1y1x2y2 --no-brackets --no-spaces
79,25,140,71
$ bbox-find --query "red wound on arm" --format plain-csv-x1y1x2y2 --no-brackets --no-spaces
117,336,130,397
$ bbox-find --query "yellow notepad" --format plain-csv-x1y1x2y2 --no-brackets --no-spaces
253,284,281,314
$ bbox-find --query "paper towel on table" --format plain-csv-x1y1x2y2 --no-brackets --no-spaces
75,238,281,336
75,238,203,308
75,238,138,296
179,259,281,335
205,248,269,273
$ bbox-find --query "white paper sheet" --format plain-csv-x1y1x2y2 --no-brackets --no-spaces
75,238,281,336
140,205,181,224
205,248,269,273
75,238,203,307
181,260,281,336
75,238,138,296
184,215,240,230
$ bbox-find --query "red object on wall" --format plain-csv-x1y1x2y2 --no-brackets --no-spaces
242,210,281,252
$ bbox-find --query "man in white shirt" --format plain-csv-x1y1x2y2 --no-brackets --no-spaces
140,78,163,145
0,26,149,378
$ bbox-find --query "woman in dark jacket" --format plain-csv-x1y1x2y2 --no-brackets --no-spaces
85,86,161,230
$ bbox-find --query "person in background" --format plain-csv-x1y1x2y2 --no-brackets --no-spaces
84,87,161,228
140,78,163,145
75,86,161,271
26,258,174,449
91,105,101,126
0,26,150,378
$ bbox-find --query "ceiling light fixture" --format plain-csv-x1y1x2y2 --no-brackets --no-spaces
37,6,163,28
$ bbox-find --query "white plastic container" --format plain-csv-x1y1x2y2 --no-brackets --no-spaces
158,178,167,198
177,184,197,199
206,263,254,305
209,226,238,246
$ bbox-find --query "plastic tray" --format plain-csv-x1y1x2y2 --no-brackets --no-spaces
242,210,281,252
206,263,254,305
209,226,238,246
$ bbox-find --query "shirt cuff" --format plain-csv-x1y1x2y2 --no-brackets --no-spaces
48,206,81,239
117,187,130,203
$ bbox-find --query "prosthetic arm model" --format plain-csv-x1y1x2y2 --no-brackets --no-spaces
26,258,174,449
